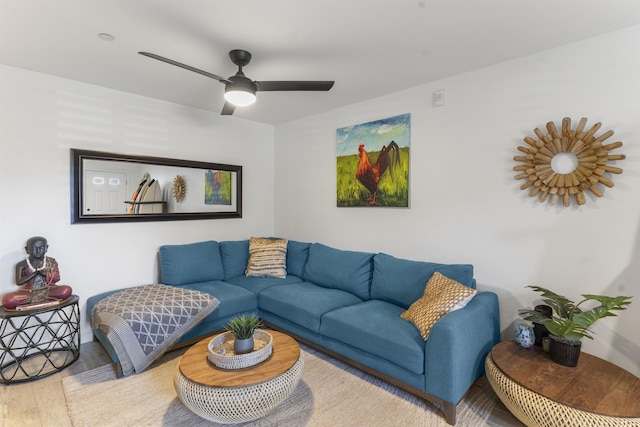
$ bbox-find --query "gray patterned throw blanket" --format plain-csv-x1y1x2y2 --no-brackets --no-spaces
92,284,218,376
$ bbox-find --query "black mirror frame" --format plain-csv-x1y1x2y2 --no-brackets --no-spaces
71,149,242,224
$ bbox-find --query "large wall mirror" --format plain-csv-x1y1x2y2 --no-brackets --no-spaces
71,149,242,223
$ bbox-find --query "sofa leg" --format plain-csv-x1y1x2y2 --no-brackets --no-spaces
443,402,457,425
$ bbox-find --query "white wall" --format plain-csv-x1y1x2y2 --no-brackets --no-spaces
275,26,640,376
0,65,276,342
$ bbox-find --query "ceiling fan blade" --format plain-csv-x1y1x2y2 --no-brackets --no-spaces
255,81,335,91
221,101,236,116
139,52,231,84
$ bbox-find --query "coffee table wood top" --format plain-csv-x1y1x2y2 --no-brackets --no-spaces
178,330,300,388
491,341,640,417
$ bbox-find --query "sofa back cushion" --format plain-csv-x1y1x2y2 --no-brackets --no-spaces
371,253,474,309
286,240,311,277
303,243,374,300
219,240,250,279
159,240,224,286
220,239,310,280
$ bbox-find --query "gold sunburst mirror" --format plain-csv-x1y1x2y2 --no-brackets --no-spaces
514,117,625,207
173,175,186,202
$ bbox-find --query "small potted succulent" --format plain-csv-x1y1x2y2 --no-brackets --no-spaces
225,314,263,354
519,286,632,367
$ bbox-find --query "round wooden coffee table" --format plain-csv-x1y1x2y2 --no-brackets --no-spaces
174,330,303,424
486,341,640,427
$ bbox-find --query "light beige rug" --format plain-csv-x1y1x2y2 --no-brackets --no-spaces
62,345,497,426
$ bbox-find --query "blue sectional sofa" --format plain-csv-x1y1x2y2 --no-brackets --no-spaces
87,239,500,425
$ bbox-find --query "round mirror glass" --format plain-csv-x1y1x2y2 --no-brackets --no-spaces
550,152,579,174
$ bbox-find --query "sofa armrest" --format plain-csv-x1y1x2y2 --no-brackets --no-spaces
423,291,500,404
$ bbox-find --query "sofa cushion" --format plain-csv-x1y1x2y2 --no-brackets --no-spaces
259,282,363,332
303,243,374,300
219,240,250,280
159,241,224,285
176,281,258,319
245,237,288,278
320,300,425,375
401,272,477,340
286,240,311,278
225,274,304,294
371,253,474,309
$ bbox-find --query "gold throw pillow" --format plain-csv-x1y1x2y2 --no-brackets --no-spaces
401,271,477,340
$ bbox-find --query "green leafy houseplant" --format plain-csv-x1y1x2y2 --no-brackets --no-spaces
519,285,632,343
225,314,263,340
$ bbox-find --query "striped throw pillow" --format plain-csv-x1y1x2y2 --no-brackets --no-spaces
245,237,288,278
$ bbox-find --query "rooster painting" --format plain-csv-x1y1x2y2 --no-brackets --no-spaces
336,113,409,207
356,141,400,205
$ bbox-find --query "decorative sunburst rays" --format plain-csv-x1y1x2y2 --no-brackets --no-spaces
173,175,186,202
514,117,625,207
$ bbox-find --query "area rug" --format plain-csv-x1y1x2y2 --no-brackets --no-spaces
62,345,497,426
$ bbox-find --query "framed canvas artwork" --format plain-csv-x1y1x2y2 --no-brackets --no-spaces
205,169,232,205
337,113,410,207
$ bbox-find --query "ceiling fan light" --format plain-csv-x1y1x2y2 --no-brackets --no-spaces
224,89,256,106
224,75,257,106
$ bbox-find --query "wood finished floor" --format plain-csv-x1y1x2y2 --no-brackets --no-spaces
2,341,524,426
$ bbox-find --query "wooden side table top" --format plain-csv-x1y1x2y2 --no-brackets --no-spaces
491,340,640,418
178,330,300,388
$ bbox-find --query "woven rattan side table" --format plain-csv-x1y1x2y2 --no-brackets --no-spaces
0,295,80,384
486,340,640,427
174,330,303,424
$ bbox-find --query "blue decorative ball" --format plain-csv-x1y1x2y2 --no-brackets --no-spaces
514,324,535,348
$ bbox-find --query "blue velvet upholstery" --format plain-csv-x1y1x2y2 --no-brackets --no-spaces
219,240,250,279
175,281,257,319
159,240,224,285
163,281,258,345
424,292,500,404
321,300,425,374
225,274,303,293
259,282,363,332
303,243,374,300
258,310,427,391
286,240,311,277
371,253,475,309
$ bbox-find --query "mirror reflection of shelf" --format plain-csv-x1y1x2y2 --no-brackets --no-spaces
124,201,167,214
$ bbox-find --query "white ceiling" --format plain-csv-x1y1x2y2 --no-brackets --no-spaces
1,0,639,125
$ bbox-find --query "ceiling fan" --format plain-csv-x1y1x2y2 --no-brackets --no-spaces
139,49,335,116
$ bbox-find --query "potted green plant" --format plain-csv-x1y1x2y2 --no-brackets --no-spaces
225,314,263,354
519,286,632,367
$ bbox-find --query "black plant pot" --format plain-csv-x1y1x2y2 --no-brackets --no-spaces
549,335,581,367
533,323,548,346
533,305,552,346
